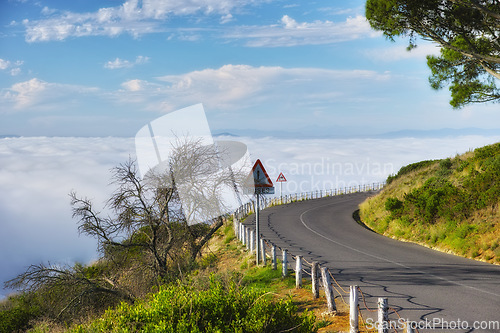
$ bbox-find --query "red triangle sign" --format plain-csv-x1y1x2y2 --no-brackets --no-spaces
249,159,274,187
276,172,287,182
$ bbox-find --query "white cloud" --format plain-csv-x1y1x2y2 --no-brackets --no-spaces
121,79,148,91
0,58,24,76
104,55,150,69
0,59,9,70
0,65,391,120
8,78,48,108
0,137,134,299
120,64,391,113
365,42,441,62
1,78,98,112
41,6,57,15
105,58,133,69
224,15,381,47
23,0,268,42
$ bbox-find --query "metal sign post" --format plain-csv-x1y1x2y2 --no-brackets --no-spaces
244,159,274,265
256,192,260,263
276,172,287,203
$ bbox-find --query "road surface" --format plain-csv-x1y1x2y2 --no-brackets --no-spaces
244,192,500,332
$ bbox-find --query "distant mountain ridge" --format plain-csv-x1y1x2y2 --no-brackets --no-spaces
214,127,500,139
377,127,500,138
4,128,500,139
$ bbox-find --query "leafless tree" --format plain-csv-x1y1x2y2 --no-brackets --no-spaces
5,137,248,321
5,262,134,320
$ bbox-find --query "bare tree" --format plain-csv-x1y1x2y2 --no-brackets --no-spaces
5,262,134,320
5,137,249,322
69,136,245,280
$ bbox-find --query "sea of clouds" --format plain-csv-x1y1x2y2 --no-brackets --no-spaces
1,135,499,298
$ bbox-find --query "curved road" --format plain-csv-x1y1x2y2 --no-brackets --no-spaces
245,192,500,332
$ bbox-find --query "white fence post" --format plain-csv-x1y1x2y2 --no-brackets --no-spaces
282,249,288,277
260,238,266,265
233,219,238,239
378,297,388,333
250,230,254,253
320,267,337,313
295,255,302,288
271,245,277,270
350,286,359,333
312,261,319,299
406,320,415,333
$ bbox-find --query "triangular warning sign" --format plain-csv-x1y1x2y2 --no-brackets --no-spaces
246,159,274,187
276,172,287,182
243,159,275,195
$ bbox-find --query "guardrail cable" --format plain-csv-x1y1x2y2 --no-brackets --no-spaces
357,286,377,313
357,305,367,330
327,268,349,294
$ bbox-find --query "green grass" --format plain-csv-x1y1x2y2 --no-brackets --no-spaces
360,142,500,264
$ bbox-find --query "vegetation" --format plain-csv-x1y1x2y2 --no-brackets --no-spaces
0,138,252,332
1,131,346,332
361,142,500,263
68,275,316,333
1,213,321,332
365,0,500,108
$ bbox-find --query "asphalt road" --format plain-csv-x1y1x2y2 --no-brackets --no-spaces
244,192,500,332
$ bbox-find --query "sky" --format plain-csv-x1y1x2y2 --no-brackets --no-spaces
0,0,499,137
1,0,500,299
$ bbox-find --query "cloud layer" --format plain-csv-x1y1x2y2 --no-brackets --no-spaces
0,137,133,298
1,135,499,298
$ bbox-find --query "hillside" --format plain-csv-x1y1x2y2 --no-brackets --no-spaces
2,217,376,333
360,142,500,264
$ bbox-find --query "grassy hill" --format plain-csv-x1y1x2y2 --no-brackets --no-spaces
360,142,500,264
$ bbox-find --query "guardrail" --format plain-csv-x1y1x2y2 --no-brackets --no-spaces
231,182,419,333
234,182,385,221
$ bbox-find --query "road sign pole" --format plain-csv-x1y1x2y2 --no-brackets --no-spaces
255,193,260,264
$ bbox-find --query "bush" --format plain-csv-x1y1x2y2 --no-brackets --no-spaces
386,160,436,184
0,294,41,333
385,197,403,212
436,158,453,177
439,158,452,170
71,275,316,333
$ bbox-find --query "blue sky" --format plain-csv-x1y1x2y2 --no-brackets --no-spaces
1,0,499,137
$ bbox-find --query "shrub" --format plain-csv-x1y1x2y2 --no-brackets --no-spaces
436,158,453,177
71,275,316,333
385,197,403,212
386,160,436,184
0,294,41,333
